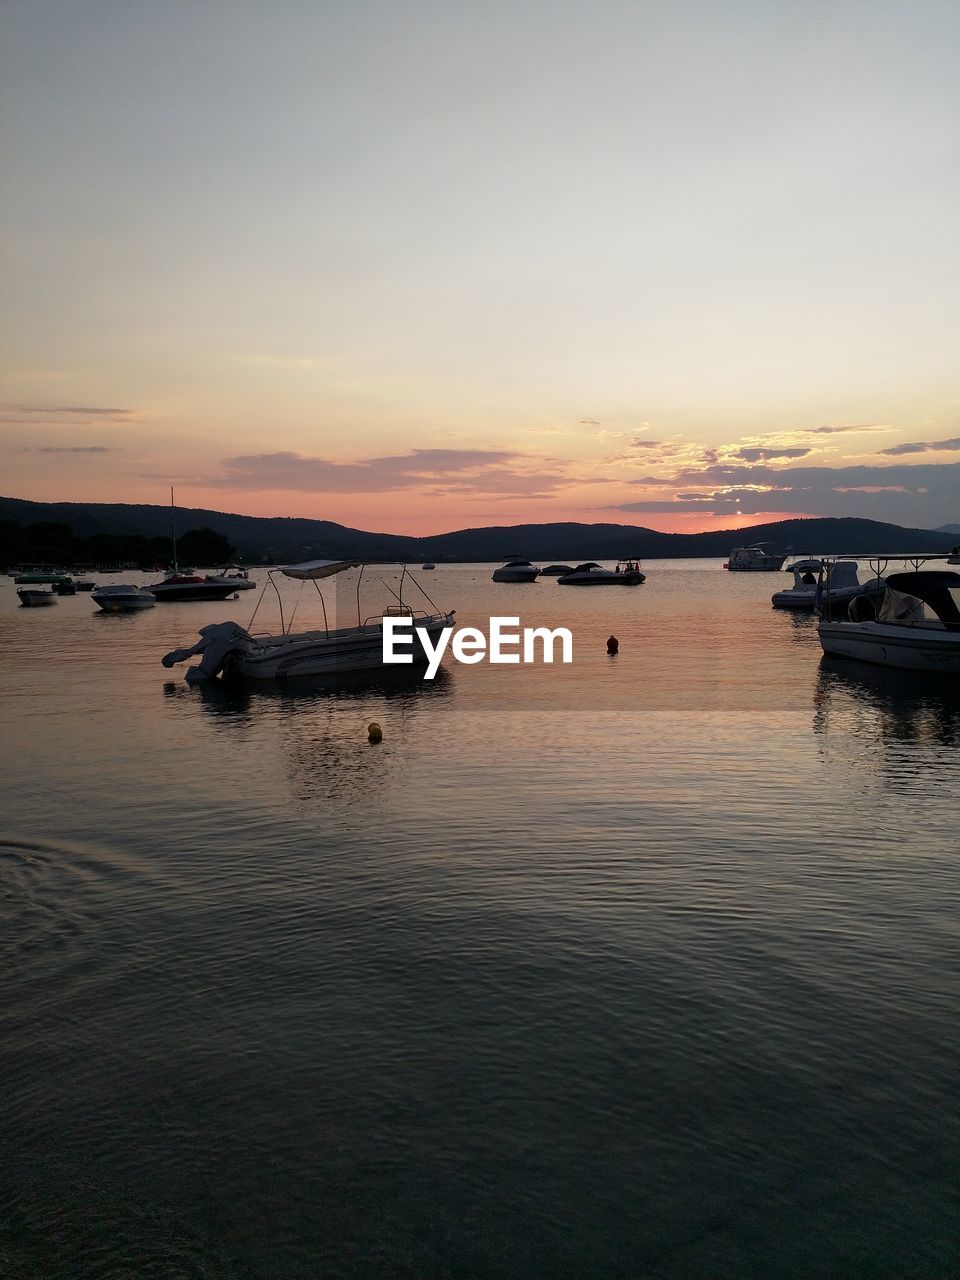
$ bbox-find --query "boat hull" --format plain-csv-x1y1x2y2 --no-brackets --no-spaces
17,589,57,606
149,582,239,601
818,621,960,672
93,594,156,611
492,570,539,582
557,572,645,585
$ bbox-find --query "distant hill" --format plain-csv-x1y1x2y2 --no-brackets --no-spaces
936,523,960,536
0,496,953,562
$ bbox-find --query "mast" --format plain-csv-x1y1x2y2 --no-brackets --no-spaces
170,486,178,573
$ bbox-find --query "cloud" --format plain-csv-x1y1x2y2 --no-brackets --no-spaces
733,446,812,462
3,404,135,419
209,447,579,497
629,439,663,449
879,437,960,456
805,423,890,435
23,445,119,454
613,460,960,525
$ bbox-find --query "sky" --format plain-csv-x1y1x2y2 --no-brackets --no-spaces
2,0,959,534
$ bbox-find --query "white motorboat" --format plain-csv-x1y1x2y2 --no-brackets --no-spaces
772,559,883,611
724,543,786,571
162,560,456,683
818,557,960,673
557,560,645,585
17,587,57,606
205,566,257,590
92,584,156,612
421,562,436,570
492,557,540,583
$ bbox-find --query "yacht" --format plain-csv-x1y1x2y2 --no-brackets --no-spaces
92,584,157,612
492,557,540,583
724,543,786,571
557,561,645,585
772,559,883,612
818,556,960,672
162,561,456,683
17,587,57,607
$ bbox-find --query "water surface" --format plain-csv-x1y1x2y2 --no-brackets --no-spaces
2,564,958,1278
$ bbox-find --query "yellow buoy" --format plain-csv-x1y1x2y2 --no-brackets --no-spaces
367,722,383,742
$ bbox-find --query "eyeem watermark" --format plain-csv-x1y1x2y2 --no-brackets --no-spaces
383,615,573,680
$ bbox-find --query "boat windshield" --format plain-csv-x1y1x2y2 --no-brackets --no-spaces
876,579,960,627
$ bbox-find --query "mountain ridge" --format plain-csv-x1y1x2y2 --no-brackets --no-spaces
0,495,953,561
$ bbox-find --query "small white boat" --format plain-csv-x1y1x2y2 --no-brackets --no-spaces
492,557,540,583
92,584,156,612
818,558,960,673
17,587,57,606
162,560,456,683
205,566,257,590
724,543,786,571
772,559,883,611
557,561,645,585
421,562,436,571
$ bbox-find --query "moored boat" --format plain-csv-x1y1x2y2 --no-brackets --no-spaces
772,559,883,612
557,561,645,585
92,584,156,612
204,566,256,590
147,571,241,601
539,564,575,577
17,587,58,606
818,557,960,673
492,557,540,583
162,560,456,683
724,543,786,571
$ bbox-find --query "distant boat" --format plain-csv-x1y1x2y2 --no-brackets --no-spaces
421,562,436,571
14,570,72,585
146,490,241,601
92,584,156,612
204,566,256,591
724,543,786,571
17,587,57,607
492,557,540,583
540,564,575,576
557,561,645,585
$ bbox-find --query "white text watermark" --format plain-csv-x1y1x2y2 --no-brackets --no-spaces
383,616,573,679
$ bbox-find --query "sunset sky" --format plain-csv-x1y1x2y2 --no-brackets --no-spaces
3,1,959,534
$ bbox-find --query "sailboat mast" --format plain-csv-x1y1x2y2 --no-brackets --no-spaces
170,487,178,572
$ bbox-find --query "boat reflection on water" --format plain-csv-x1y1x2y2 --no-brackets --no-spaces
814,655,960,749
163,666,454,812
164,661,453,717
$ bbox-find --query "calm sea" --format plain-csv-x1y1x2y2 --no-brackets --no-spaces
2,562,959,1279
